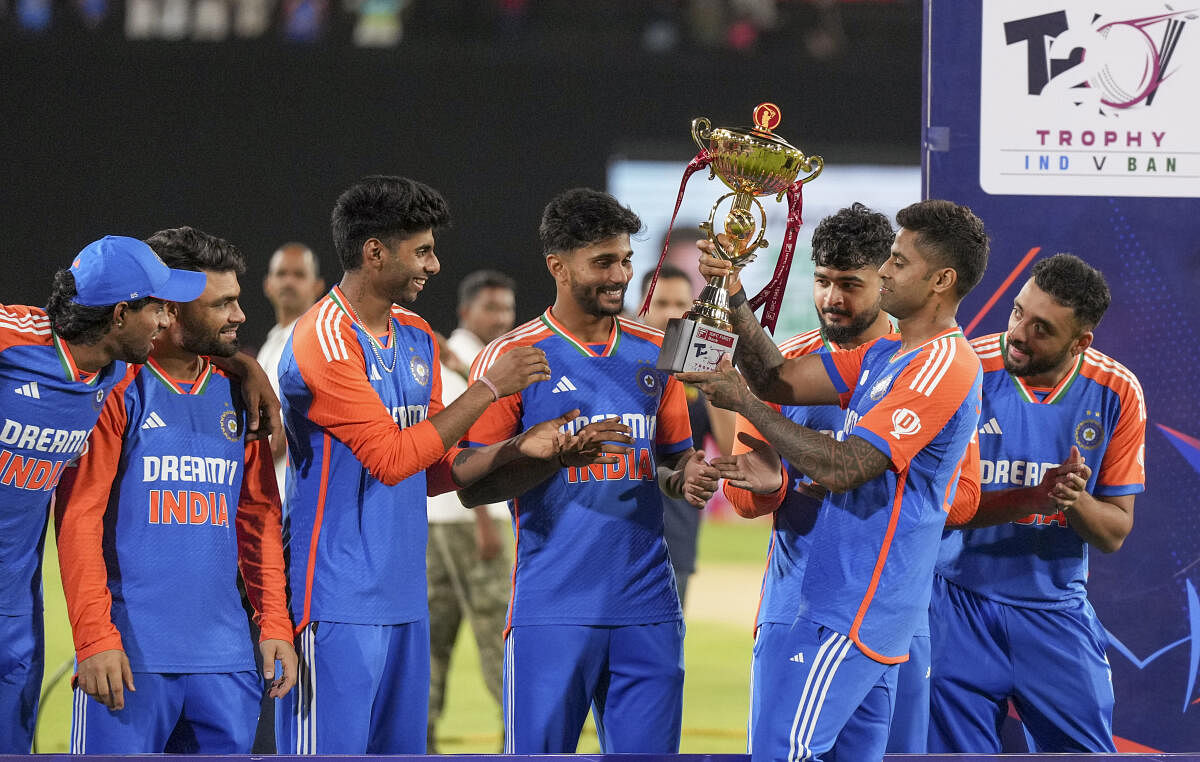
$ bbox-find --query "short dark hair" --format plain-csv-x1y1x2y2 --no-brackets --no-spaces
1031,253,1111,330
145,226,246,275
539,188,642,256
896,199,990,299
332,176,452,270
641,263,691,297
45,269,153,344
457,269,516,311
811,202,893,271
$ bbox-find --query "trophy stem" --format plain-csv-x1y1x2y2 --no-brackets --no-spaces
688,274,736,332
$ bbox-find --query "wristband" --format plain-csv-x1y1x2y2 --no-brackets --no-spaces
728,289,747,309
478,376,500,401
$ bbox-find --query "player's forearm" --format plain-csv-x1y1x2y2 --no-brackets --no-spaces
430,382,506,450
959,487,1054,528
742,399,885,493
1063,493,1133,553
657,449,691,500
727,296,789,401
457,455,560,507
449,437,534,489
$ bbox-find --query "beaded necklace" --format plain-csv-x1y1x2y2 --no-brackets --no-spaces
345,297,398,373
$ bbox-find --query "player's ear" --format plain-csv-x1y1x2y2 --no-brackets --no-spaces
361,238,386,271
1070,329,1093,357
545,253,567,283
931,266,957,296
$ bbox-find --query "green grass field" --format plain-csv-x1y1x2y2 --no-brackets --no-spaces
36,516,772,754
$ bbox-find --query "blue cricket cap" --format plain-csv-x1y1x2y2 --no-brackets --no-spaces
70,235,208,307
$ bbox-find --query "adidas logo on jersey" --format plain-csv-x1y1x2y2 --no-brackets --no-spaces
369,365,382,381
551,376,578,393
142,411,167,430
978,417,1003,435
789,652,805,663
14,382,40,399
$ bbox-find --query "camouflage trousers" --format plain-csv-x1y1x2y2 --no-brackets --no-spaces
426,519,511,745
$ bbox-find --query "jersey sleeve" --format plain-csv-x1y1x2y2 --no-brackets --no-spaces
848,339,979,474
656,375,694,456
53,371,134,663
464,348,523,447
234,439,294,643
293,318,445,486
1095,376,1147,497
944,431,981,527
820,339,875,408
722,412,788,518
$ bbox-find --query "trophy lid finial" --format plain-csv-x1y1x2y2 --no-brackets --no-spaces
753,102,782,134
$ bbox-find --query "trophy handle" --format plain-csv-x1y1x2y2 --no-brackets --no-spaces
691,118,713,152
796,154,825,185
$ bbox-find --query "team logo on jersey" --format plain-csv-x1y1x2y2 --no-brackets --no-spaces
219,409,240,441
869,372,895,401
1075,418,1105,450
92,387,106,410
890,408,921,439
409,354,430,386
635,363,661,396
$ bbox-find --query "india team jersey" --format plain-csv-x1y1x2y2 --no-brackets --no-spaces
725,329,847,630
807,328,982,663
466,311,693,628
0,305,124,616
54,359,292,672
936,333,1146,608
279,287,449,629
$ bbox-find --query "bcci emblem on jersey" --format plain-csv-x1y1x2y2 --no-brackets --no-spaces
409,354,430,386
1074,417,1104,450
635,363,661,396
220,408,240,442
869,372,896,401
92,387,106,410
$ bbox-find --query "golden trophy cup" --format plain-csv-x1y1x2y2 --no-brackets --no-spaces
648,103,823,373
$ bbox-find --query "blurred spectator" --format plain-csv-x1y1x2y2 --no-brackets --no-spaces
425,270,517,753
256,242,325,501
639,263,733,607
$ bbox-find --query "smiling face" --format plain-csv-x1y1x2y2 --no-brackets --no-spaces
1003,278,1091,386
553,233,634,318
173,270,246,357
877,227,948,321
382,229,440,305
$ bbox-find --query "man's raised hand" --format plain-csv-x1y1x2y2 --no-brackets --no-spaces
484,346,551,396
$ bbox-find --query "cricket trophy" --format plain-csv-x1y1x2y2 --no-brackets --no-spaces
646,103,823,373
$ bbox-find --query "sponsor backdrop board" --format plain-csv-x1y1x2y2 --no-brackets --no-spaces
926,0,1200,751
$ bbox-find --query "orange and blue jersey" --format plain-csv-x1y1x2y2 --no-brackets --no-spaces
53,358,292,672
936,333,1146,607
807,328,982,663
466,311,693,628
0,305,125,616
279,287,450,629
723,328,847,631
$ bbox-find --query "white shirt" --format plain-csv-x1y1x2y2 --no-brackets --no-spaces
427,328,509,522
256,319,297,503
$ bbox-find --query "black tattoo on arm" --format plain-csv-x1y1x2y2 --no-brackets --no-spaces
728,300,787,399
743,399,891,494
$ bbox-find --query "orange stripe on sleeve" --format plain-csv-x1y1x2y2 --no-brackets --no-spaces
945,433,981,527
292,305,445,486
53,367,136,663
235,439,294,643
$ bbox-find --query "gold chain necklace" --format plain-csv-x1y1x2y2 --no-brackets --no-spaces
344,298,398,373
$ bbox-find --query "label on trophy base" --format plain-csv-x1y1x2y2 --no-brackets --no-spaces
656,317,738,373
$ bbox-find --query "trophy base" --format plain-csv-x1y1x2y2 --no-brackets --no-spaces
656,316,739,373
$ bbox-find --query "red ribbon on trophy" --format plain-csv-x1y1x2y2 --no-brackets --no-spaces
747,179,804,333
638,149,712,320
